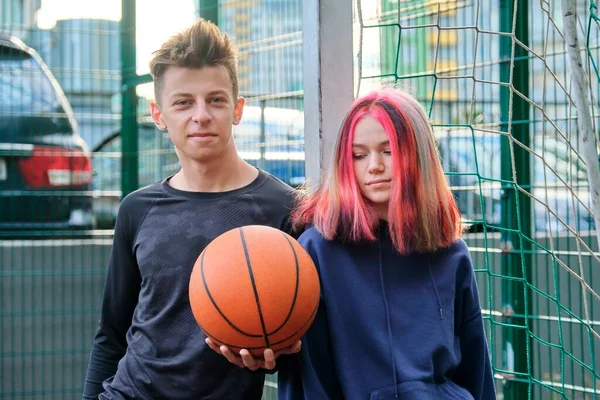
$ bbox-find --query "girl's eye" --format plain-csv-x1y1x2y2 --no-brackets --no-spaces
383,150,392,155
352,154,366,160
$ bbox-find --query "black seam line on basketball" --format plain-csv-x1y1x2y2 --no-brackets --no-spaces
239,227,271,348
202,299,320,350
267,297,319,347
265,232,301,336
200,247,262,338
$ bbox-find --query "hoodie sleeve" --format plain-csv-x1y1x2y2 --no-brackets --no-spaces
453,245,496,400
277,232,344,400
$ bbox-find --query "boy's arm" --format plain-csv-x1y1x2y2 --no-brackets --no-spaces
82,202,142,399
279,188,304,239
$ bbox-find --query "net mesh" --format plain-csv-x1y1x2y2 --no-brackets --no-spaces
354,0,600,397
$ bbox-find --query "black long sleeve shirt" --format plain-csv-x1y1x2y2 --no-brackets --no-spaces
83,170,296,399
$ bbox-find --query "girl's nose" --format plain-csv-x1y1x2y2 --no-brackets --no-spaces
368,156,384,174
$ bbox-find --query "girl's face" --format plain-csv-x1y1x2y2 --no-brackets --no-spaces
351,116,393,219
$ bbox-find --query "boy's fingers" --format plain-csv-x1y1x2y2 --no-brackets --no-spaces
205,338,221,354
289,340,302,354
214,343,293,371
220,345,233,361
263,348,276,370
221,345,244,368
240,349,257,370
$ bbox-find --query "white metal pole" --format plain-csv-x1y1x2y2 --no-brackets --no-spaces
303,0,355,188
562,0,600,251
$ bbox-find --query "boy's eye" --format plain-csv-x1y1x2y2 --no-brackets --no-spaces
210,97,226,103
175,100,191,106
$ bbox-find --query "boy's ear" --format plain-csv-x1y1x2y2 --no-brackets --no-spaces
151,102,168,131
233,97,245,125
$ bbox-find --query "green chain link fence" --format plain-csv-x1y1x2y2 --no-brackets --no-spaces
2,0,600,399
355,0,600,398
1,0,301,398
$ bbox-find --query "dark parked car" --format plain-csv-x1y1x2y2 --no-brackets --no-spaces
0,36,94,232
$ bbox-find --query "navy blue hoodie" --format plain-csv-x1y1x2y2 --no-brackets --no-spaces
278,225,496,400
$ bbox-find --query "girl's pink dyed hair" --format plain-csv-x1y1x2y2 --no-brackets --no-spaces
293,87,462,254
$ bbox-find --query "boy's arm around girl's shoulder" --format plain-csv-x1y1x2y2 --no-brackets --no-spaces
279,187,302,239
82,193,145,399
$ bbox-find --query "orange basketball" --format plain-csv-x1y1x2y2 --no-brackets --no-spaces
189,225,320,356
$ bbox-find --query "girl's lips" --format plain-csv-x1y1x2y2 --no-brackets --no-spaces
367,179,391,185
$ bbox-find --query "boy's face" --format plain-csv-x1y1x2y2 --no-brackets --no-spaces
150,66,244,164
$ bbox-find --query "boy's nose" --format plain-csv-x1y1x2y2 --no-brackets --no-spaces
192,104,212,124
